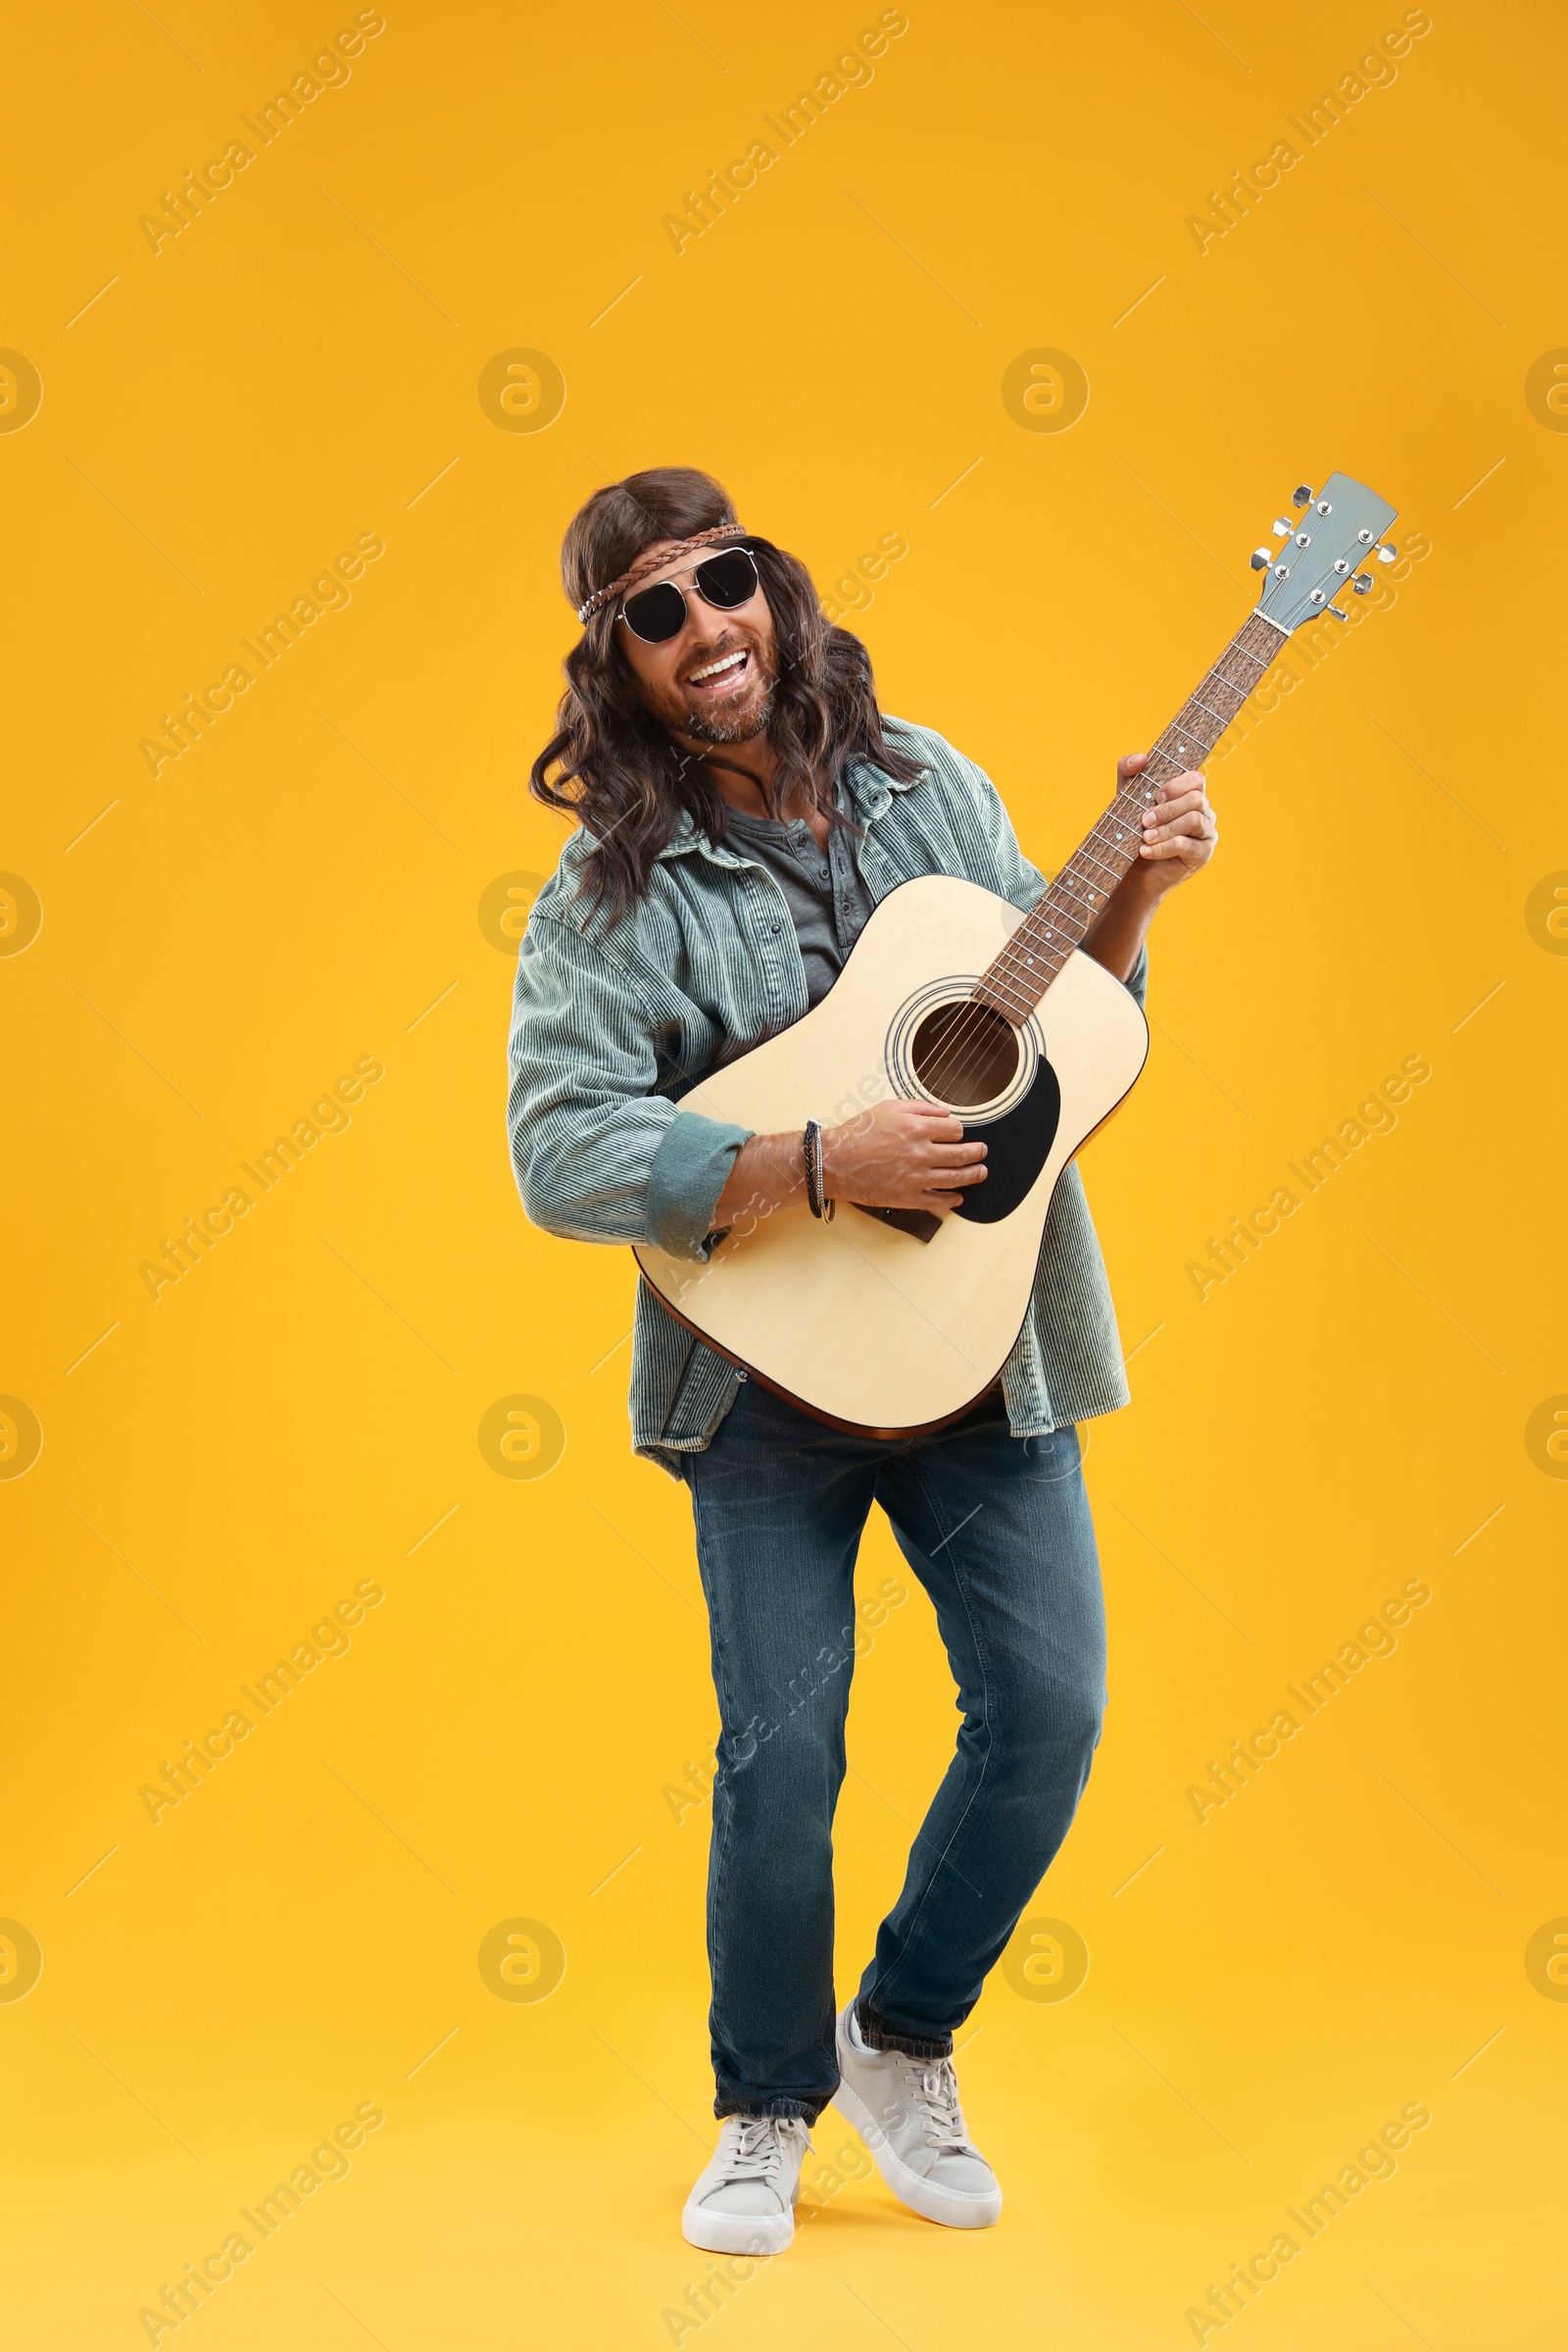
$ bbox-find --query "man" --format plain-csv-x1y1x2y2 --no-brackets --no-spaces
508,467,1216,2252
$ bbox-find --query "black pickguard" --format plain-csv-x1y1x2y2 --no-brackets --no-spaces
853,1054,1061,1243
955,1054,1061,1223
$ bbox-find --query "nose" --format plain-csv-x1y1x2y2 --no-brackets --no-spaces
679,606,739,659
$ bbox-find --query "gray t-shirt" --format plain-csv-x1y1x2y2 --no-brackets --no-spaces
720,788,875,1007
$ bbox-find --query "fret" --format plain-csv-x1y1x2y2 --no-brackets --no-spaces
992,937,1068,985
1225,633,1271,666
1164,701,1227,753
1189,686,1241,724
974,974,1042,1019
1074,843,1123,887
1000,952,1065,984
991,968,1041,1005
1002,934,1058,973
990,962,1057,1003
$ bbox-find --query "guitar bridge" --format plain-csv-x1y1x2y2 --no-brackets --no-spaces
852,1202,941,1245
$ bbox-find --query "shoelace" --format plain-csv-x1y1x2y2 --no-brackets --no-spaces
896,2054,975,2153
720,2117,803,2181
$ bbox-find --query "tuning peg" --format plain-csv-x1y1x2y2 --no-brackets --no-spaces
1327,605,1348,622
1291,484,1313,509
1250,547,1272,570
1376,542,1397,563
1352,571,1374,594
1271,517,1292,538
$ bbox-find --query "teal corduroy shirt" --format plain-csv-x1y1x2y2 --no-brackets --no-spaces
507,718,1147,1475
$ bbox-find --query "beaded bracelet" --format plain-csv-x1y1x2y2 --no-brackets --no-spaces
803,1120,835,1223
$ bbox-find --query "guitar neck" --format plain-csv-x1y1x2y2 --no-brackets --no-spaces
973,607,1287,1023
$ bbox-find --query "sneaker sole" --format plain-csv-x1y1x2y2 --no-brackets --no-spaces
679,2201,794,2256
831,2063,1004,2230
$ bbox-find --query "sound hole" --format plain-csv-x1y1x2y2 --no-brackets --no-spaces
909,1001,1020,1107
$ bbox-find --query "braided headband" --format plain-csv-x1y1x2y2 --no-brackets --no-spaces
575,522,748,624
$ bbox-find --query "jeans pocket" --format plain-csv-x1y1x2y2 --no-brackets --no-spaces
1022,1424,1082,1482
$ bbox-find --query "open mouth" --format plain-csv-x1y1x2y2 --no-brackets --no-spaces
684,648,751,696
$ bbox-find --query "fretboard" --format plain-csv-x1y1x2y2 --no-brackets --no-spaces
973,608,1286,1023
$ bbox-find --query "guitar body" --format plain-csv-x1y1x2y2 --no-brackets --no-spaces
634,874,1149,1435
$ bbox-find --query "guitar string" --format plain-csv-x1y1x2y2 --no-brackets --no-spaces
899,768,1164,1138
910,754,1186,1102
907,571,1378,1146
912,776,1157,1113
913,643,1271,1127
937,616,1274,1088
907,624,1270,1120
919,653,1259,1102
684,610,1270,1204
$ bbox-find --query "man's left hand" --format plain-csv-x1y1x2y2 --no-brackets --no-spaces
1123,751,1218,888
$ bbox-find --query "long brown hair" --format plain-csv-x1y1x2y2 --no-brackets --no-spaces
529,466,922,919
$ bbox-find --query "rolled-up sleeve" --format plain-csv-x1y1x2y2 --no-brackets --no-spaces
507,912,753,1262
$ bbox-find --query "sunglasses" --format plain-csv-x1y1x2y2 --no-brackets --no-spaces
618,547,760,645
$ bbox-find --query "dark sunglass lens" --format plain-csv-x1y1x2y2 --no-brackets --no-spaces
621,581,687,643
694,550,759,609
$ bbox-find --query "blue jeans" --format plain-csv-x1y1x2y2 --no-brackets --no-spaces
680,1374,1106,2123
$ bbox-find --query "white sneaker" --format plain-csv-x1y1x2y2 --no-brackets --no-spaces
681,2114,812,2254
831,2000,1002,2229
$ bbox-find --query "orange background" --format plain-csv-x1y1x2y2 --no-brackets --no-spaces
4,2,1563,2345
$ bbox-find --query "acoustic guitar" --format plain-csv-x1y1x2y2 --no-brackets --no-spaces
635,470,1398,1435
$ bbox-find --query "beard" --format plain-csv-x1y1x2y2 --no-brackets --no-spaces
661,627,777,745
681,680,775,744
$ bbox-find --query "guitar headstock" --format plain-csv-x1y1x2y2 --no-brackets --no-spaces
1249,470,1398,633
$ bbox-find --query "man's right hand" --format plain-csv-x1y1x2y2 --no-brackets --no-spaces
823,1098,987,1215
711,1099,987,1231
